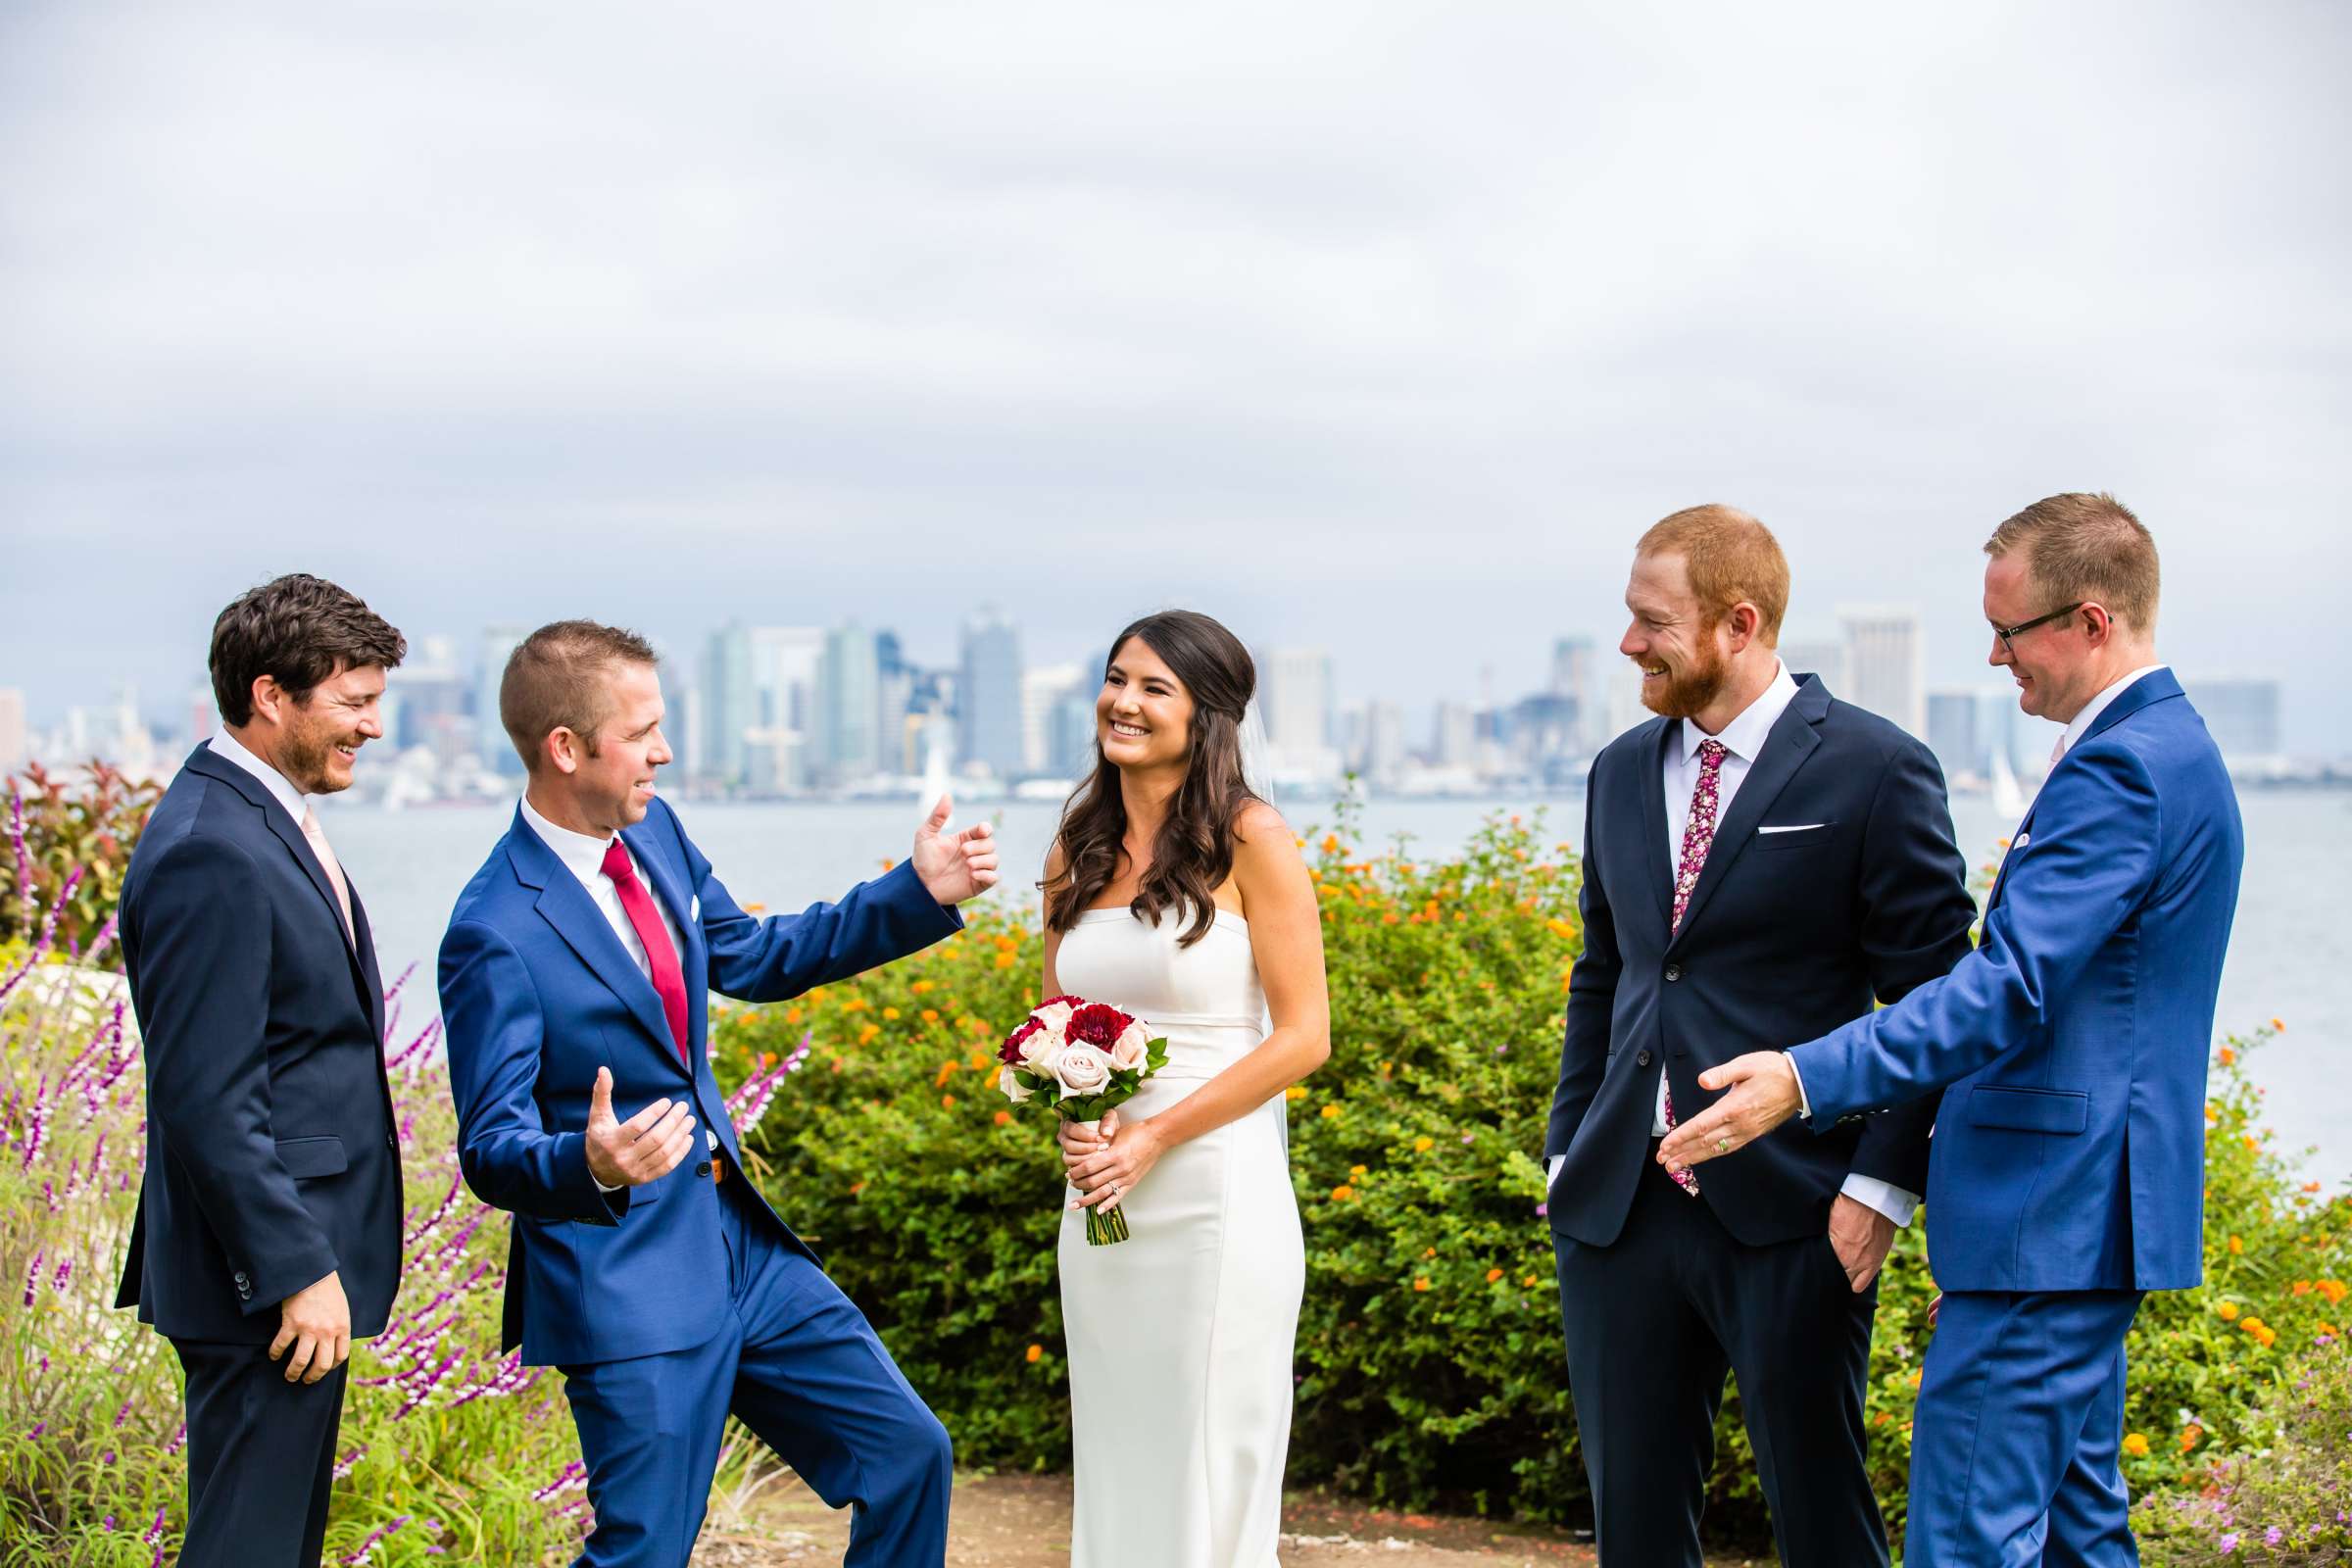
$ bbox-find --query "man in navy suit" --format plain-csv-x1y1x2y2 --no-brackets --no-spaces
1545,506,1977,1566
1665,494,2244,1567
116,574,409,1567
438,619,999,1568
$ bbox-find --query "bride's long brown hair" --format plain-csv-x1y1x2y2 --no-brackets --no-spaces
1043,611,1261,950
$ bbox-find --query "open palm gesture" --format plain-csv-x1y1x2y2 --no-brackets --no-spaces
910,795,999,906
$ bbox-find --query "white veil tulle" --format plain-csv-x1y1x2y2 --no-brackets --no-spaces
1236,700,1275,804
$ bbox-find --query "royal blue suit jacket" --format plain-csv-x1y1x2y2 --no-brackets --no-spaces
438,797,960,1366
115,746,404,1344
1546,675,1978,1248
1789,670,2244,1292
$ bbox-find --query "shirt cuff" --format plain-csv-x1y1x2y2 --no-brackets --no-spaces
1783,1050,1813,1121
1839,1173,1920,1228
594,1172,623,1194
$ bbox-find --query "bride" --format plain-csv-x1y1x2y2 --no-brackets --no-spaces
1042,610,1330,1568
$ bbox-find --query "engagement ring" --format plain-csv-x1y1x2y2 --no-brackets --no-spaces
1714,1137,1732,1152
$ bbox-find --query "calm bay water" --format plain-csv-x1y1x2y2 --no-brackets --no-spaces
324,790,2351,1186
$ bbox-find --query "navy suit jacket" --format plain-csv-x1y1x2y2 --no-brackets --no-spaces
1545,674,1977,1249
114,746,404,1343
437,796,961,1367
1790,670,2244,1292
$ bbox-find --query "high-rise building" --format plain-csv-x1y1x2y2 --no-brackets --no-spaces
1261,647,1339,781
958,611,1024,778
1926,688,1985,784
0,688,25,776
1363,701,1408,781
1022,662,1087,775
874,631,914,776
383,636,468,763
1838,607,1924,736
2187,678,2282,760
1602,664,1650,744
1777,631,1847,694
477,625,529,776
698,623,755,786
186,686,219,748
1549,636,1595,751
820,623,880,784
748,627,825,794
1432,702,1477,769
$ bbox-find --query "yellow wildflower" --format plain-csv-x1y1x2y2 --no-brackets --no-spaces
2122,1432,2150,1457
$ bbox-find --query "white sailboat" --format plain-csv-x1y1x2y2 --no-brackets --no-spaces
1990,742,2031,825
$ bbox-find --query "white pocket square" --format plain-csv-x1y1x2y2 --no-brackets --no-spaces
2011,833,2030,852
689,895,701,922
1757,822,1826,834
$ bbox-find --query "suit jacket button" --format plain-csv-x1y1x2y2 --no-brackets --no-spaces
1636,1049,1654,1067
695,1160,712,1178
233,1270,250,1288
386,1133,398,1151
1663,963,1683,982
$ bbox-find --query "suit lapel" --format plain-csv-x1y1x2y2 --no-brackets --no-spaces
1986,671,2182,913
1636,719,1676,934
506,815,689,1080
349,884,386,1042
182,748,369,997
1667,680,1827,951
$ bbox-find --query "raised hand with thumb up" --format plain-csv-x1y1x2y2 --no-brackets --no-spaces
583,1065,697,1189
909,793,1000,906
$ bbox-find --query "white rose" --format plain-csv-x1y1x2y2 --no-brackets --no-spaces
1032,1000,1077,1036
1019,1024,1063,1070
999,1064,1034,1104
1052,1044,1113,1098
1108,1020,1151,1072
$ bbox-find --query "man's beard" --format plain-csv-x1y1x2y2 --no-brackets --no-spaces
278,716,349,795
1637,639,1731,721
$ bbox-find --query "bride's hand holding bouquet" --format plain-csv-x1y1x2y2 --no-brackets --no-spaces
997,996,1167,1245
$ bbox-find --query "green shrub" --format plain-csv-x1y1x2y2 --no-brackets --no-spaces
2134,1333,2352,1563
715,809,2352,1550
0,765,159,956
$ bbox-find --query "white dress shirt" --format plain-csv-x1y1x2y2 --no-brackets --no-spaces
208,730,312,828
1548,662,1920,1228
517,796,712,1182
518,796,685,980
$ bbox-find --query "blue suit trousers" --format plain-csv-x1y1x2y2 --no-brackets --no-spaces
1906,1290,2143,1568
559,1185,952,1568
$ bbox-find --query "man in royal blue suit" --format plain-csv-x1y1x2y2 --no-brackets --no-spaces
1546,506,1978,1566
439,620,999,1568
1662,494,2244,1567
117,574,410,1566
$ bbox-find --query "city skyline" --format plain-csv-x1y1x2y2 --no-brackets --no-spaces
2,598,2304,804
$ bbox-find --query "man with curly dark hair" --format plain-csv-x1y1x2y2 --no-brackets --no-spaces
116,573,407,1567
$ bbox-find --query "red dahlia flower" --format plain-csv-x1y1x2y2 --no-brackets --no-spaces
1065,1003,1133,1049
999,1017,1042,1065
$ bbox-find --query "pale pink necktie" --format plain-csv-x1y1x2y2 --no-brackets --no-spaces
1660,739,1729,1197
300,803,355,944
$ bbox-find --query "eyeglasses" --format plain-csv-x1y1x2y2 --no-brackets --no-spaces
1989,602,2086,658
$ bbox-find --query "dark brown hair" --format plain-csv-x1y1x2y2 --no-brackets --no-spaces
500,619,659,772
1636,504,1790,643
209,574,407,726
1044,611,1261,949
1984,492,2161,632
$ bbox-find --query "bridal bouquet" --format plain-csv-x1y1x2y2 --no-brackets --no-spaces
997,995,1168,1245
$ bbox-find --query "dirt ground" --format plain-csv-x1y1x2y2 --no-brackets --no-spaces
688,1472,1770,1567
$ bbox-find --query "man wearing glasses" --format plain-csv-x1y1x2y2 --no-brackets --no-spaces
1659,493,2245,1567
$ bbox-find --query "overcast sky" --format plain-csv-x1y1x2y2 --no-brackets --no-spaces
4,2,2347,747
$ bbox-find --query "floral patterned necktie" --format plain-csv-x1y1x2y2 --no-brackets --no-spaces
1661,738,1729,1196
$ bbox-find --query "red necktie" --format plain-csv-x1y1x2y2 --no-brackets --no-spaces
1660,737,1729,1197
601,839,692,1069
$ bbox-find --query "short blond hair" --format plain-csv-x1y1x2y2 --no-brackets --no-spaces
1636,504,1789,643
1984,493,2160,633
501,619,658,772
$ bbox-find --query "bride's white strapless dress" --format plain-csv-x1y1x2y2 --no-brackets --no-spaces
1055,906,1304,1568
